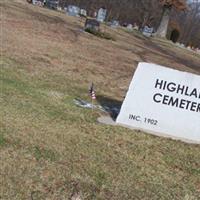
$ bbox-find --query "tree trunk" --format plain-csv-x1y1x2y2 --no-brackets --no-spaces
155,6,171,38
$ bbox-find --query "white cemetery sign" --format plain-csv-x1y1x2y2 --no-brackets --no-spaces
117,62,200,143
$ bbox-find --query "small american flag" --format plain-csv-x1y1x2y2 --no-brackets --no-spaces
89,82,96,100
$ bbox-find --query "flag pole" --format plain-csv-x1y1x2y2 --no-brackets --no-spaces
92,98,94,112
89,82,96,113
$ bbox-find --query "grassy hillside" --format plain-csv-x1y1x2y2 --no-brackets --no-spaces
0,1,200,199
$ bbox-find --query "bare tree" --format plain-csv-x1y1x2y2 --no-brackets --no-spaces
59,0,200,47
155,0,187,37
172,0,200,47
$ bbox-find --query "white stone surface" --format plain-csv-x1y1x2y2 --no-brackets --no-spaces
117,62,200,143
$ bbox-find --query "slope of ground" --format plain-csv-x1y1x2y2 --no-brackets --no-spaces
0,1,200,199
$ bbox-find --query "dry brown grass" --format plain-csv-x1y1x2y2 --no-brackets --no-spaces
0,1,200,199
1,0,199,99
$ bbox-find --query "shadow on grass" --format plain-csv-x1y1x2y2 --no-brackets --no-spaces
96,95,122,121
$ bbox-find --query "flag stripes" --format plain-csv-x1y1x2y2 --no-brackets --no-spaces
89,83,96,100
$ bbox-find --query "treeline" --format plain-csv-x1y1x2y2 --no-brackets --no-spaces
172,1,200,47
59,0,163,27
59,0,200,47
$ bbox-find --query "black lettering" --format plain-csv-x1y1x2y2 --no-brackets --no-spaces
179,99,186,109
197,103,200,112
190,102,197,112
162,95,169,104
163,81,167,90
185,100,191,109
185,86,190,96
129,115,141,121
155,79,163,89
153,93,162,103
176,84,185,95
167,82,176,92
190,89,198,98
136,116,141,121
168,96,179,107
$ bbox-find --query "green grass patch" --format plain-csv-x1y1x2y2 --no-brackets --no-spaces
0,134,7,147
33,146,58,162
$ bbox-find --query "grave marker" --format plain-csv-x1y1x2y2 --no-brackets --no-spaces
127,24,133,30
67,5,80,17
80,9,87,17
142,26,154,37
85,19,100,32
110,20,119,28
97,8,107,22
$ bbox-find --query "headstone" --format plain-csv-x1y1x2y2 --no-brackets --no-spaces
85,19,100,32
110,20,119,28
80,9,87,17
97,8,107,22
32,0,43,6
117,62,200,143
32,0,37,4
57,6,62,11
67,5,80,17
133,23,139,30
122,22,128,27
93,11,97,18
127,24,133,31
46,0,59,9
142,26,154,37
